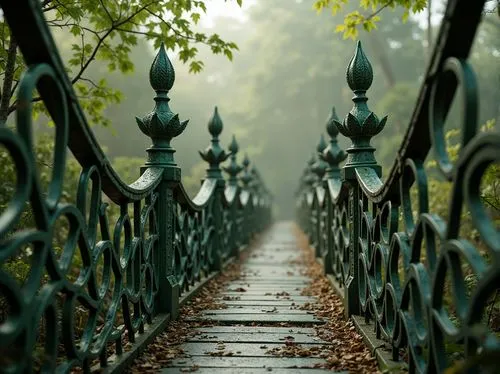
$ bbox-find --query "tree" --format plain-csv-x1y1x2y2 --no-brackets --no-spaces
213,0,426,218
313,0,499,39
313,0,427,39
0,0,241,127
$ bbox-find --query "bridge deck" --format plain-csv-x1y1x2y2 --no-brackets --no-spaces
158,222,347,373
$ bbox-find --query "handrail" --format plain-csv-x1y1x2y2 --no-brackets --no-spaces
0,0,162,204
349,0,485,204
0,1,273,372
296,0,499,373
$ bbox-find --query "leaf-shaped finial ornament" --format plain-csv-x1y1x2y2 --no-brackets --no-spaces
326,106,341,138
228,135,239,154
340,42,387,142
223,135,243,185
208,106,223,137
240,154,253,188
346,41,373,93
339,42,387,177
320,107,347,176
311,135,328,181
200,106,229,179
316,134,327,153
136,42,188,162
149,42,175,92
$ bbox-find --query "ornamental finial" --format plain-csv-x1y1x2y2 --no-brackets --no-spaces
326,106,340,138
199,106,230,179
336,42,387,139
346,41,373,92
136,43,188,166
223,135,243,186
240,154,253,188
320,107,347,178
336,42,387,178
316,134,327,153
229,134,239,154
304,153,317,187
208,106,223,137
311,135,327,181
149,42,175,92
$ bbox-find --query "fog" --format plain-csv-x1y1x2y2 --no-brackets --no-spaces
80,0,499,218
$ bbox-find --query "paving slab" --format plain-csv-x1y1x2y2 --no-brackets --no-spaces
177,342,330,356
217,295,315,302
162,368,345,373
167,356,328,368
189,313,323,324
193,326,318,334
188,331,330,344
160,222,334,372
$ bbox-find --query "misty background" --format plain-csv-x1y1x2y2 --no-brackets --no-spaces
48,0,500,218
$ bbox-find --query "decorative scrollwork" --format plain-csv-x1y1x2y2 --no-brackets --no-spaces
297,1,499,372
0,0,272,372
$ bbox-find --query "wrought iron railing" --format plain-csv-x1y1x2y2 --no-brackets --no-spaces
0,1,272,372
296,0,499,372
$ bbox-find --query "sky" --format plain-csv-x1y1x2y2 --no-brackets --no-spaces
199,0,449,30
199,0,257,28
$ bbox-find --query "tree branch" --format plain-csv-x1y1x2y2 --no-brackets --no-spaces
365,0,395,21
70,1,156,84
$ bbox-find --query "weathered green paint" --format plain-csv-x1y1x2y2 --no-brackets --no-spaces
223,135,244,187
296,1,499,373
0,1,272,372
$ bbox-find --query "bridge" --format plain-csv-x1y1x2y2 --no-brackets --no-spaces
0,0,499,373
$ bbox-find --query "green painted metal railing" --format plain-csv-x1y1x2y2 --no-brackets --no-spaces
0,1,272,372
296,0,499,373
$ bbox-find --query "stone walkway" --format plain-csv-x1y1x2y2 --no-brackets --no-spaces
161,222,346,373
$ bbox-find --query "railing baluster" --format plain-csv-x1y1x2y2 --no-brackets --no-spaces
199,107,230,271
0,2,273,370
136,43,186,317
296,1,499,372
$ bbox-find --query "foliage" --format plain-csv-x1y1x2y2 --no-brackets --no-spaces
313,0,428,39
0,133,81,234
0,0,241,127
0,133,81,324
374,82,419,170
424,120,500,354
427,119,500,227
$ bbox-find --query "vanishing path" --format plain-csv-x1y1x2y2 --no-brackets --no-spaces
161,222,347,373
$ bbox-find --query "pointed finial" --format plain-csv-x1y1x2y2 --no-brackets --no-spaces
337,42,387,179
136,43,188,166
326,107,340,138
199,106,229,180
311,135,327,181
229,135,239,154
223,135,243,186
208,106,223,137
320,107,347,178
316,134,327,153
240,154,253,189
346,41,373,93
243,154,250,168
149,42,175,92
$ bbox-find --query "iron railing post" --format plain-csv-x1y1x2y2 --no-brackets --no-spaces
335,42,387,317
199,107,230,271
223,135,244,258
136,43,188,317
320,107,347,275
